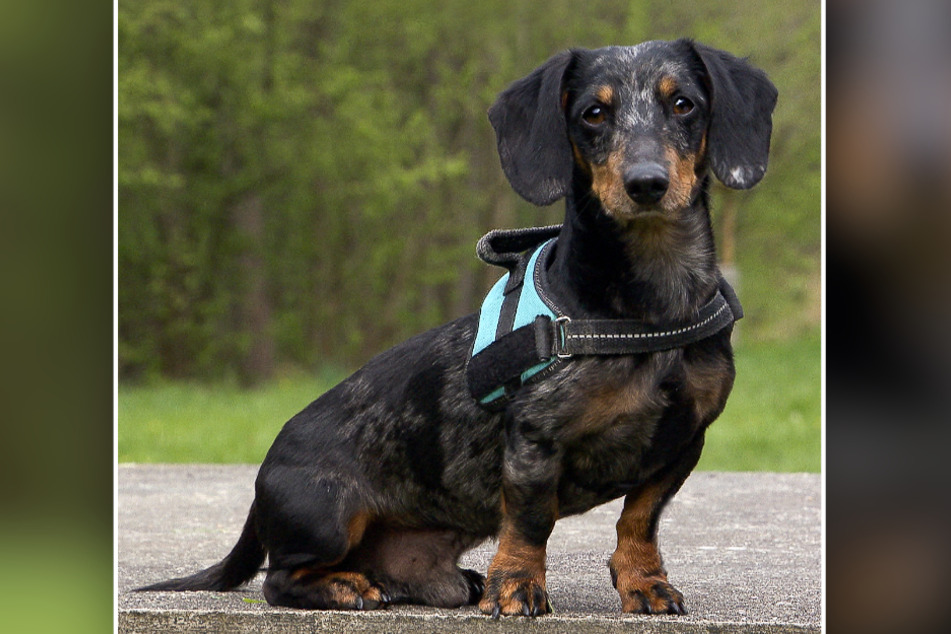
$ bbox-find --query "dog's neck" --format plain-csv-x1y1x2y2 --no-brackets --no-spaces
548,176,719,322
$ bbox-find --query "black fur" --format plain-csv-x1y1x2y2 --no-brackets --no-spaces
139,39,776,618
692,42,778,189
488,50,576,205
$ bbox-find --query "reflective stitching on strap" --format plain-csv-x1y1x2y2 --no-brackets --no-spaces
567,304,729,342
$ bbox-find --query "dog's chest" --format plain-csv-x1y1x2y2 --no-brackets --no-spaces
551,349,731,513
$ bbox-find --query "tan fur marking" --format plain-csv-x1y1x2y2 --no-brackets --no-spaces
623,213,683,256
613,482,664,570
591,149,635,217
493,576,547,615
610,484,683,613
347,512,371,548
658,76,678,99
480,520,548,615
325,571,372,592
573,369,661,437
287,570,386,607
661,146,699,213
595,85,615,104
570,140,591,174
323,572,383,606
490,525,546,574
684,356,733,424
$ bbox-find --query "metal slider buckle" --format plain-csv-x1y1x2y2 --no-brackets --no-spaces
553,315,573,359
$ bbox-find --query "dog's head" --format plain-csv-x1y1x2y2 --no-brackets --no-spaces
488,40,778,220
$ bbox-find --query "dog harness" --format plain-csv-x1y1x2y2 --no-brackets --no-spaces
466,225,744,409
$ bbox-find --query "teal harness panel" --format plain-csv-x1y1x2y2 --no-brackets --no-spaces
471,240,558,405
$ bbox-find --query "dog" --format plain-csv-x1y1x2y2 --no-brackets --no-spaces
139,38,777,618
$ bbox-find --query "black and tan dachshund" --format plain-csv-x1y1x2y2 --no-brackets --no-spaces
140,39,777,617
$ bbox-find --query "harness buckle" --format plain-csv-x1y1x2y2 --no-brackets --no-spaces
554,315,573,359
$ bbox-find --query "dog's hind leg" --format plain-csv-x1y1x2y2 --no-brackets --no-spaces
255,464,386,609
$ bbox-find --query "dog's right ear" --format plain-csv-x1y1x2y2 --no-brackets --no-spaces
488,50,576,206
689,42,778,190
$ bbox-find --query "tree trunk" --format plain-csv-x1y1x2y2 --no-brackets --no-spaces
233,192,273,386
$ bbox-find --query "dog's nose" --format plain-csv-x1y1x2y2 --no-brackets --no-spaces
623,164,669,205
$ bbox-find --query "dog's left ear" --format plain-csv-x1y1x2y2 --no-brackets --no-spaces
689,41,778,190
488,50,576,206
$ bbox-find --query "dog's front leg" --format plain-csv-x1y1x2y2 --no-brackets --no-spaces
479,426,560,618
608,435,704,614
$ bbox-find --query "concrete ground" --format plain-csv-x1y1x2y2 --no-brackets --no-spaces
118,464,821,633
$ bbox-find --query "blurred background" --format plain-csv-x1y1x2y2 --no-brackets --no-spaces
828,0,951,633
119,0,819,382
0,1,111,632
118,0,821,473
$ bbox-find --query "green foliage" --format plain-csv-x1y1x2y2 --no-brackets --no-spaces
119,331,820,472
119,0,820,382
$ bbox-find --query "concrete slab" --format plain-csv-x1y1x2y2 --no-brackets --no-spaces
118,465,821,633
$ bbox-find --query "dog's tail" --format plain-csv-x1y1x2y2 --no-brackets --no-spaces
136,501,265,592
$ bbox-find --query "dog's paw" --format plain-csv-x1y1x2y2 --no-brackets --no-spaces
616,576,686,615
266,570,390,610
478,574,551,618
326,572,392,610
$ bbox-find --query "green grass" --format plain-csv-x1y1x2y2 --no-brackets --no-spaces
119,331,820,471
118,366,349,464
697,329,821,472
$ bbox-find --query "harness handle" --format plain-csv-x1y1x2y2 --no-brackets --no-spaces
476,225,562,270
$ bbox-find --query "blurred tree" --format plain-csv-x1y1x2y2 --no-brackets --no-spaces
119,0,820,383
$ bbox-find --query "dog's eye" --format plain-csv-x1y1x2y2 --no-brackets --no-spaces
581,105,607,127
672,96,695,116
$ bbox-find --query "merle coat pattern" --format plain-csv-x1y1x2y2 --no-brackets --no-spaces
140,39,777,618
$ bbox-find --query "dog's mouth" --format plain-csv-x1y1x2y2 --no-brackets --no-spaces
603,205,671,230
597,185,674,221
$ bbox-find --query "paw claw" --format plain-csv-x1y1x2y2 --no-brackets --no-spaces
618,577,686,615
462,568,486,604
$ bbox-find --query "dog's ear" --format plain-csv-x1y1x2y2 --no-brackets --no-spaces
690,41,778,190
488,50,576,206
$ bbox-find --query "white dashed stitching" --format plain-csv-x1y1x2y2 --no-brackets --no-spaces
567,303,728,342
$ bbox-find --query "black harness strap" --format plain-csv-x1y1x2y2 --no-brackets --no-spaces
467,316,553,402
552,276,743,357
